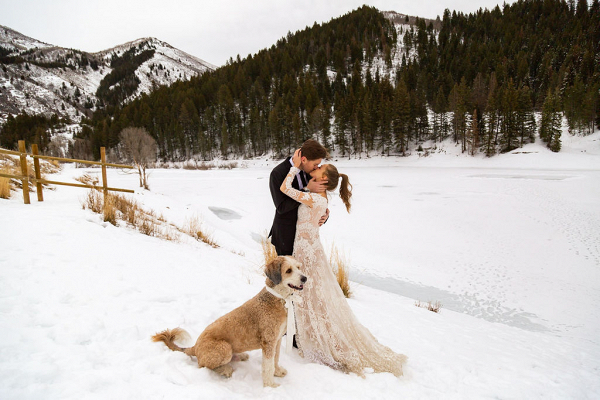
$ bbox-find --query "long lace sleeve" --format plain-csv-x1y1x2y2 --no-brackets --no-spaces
281,166,313,206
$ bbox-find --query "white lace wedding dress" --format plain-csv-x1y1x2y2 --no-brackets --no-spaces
282,166,407,377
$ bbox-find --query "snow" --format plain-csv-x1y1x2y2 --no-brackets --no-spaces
0,28,214,124
1,132,600,399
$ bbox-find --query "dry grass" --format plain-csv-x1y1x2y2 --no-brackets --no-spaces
82,189,103,213
415,300,443,313
0,152,59,198
39,159,61,174
75,173,99,187
139,219,158,236
0,157,26,193
76,170,227,247
0,175,11,199
329,243,352,298
78,176,221,246
0,160,14,199
182,161,216,170
103,193,117,225
218,162,238,170
260,232,278,266
182,214,219,248
80,185,169,239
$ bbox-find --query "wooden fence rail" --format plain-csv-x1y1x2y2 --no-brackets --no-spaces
0,140,134,205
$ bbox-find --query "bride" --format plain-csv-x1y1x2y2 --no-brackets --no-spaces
279,149,407,377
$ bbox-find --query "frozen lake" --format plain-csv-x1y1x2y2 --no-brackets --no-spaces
109,154,600,345
2,133,599,398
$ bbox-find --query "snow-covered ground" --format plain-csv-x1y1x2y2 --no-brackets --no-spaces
1,132,599,399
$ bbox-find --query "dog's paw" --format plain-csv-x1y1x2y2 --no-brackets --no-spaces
233,352,249,362
263,380,280,388
213,364,234,378
274,366,287,377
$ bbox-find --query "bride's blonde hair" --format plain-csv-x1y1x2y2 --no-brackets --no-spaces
322,164,352,212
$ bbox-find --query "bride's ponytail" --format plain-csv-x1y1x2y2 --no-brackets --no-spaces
323,164,353,213
339,173,352,212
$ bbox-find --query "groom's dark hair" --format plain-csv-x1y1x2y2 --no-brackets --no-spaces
300,139,328,161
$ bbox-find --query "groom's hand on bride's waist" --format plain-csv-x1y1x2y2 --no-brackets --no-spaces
318,208,330,226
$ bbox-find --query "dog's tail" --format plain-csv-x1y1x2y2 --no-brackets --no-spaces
152,327,194,356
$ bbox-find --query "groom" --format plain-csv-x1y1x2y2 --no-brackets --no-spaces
269,139,329,256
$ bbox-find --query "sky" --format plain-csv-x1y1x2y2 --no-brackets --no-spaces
1,0,516,67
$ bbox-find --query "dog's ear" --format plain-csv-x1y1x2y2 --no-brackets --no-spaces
265,257,283,285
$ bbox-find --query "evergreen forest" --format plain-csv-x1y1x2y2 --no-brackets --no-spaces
1,0,599,160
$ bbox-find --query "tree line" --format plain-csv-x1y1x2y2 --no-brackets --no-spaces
1,1,598,160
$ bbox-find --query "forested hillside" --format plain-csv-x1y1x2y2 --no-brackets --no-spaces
0,28,213,149
3,1,599,161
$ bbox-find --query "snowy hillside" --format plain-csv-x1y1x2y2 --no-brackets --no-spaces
0,25,215,125
1,131,599,398
0,11,428,127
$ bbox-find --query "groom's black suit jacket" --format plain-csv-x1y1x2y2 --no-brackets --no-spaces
269,157,310,256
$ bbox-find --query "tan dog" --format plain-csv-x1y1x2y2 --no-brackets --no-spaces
152,256,307,387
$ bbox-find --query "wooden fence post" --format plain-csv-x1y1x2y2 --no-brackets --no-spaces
18,140,30,205
101,147,108,204
32,144,44,202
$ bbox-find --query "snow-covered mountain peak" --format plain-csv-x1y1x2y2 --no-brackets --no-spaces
0,26,215,126
0,25,53,52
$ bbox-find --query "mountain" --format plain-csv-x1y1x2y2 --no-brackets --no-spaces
2,2,598,161
0,25,215,126
71,1,592,162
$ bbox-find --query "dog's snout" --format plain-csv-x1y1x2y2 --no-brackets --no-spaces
301,275,307,283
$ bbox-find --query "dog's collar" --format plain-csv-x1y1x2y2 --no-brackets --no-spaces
264,286,296,355
265,285,286,300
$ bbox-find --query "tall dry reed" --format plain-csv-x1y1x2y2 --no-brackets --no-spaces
261,232,278,266
182,214,218,248
329,243,352,298
0,175,11,199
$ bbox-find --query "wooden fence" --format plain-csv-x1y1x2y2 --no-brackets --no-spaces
0,140,134,204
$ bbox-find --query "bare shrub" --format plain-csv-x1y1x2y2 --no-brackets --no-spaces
198,162,215,170
46,135,68,158
112,194,139,226
39,159,60,174
119,127,157,190
139,219,158,236
161,226,180,242
75,173,99,187
415,300,443,313
218,162,238,170
82,189,103,213
70,138,94,165
329,243,352,298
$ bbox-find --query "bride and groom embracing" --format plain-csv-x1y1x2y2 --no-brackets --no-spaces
268,139,407,377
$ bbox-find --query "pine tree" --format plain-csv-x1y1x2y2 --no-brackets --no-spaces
540,90,562,152
432,87,448,142
467,109,480,156
448,78,468,152
220,118,229,159
564,76,587,135
500,79,519,152
516,85,536,146
392,80,411,155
